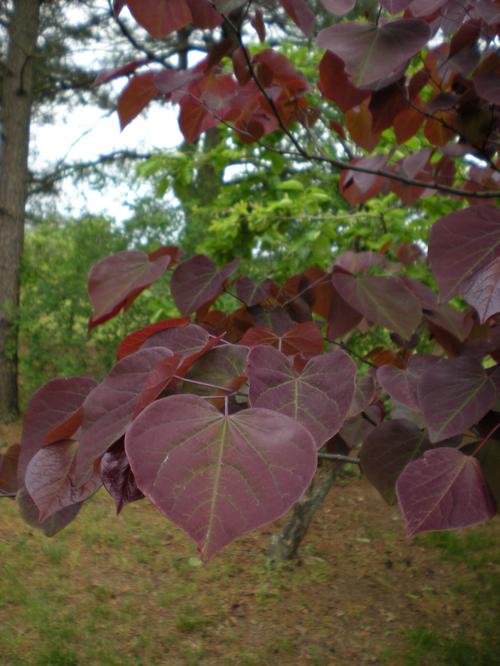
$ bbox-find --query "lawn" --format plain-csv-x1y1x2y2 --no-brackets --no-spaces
1,423,499,666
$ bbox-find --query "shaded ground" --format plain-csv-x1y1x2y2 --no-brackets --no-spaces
1,422,499,666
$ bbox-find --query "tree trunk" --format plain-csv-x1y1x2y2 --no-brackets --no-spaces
0,0,41,421
267,463,337,561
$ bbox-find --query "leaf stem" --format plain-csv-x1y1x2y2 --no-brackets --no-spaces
470,422,500,458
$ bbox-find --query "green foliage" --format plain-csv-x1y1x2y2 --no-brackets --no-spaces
19,211,180,402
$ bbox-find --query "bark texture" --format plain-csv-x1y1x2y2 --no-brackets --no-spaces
0,0,40,420
267,464,337,560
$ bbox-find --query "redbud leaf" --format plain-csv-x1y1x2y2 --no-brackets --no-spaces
396,448,496,536
247,346,356,448
125,395,317,559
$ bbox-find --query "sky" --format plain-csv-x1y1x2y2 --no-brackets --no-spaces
29,3,184,223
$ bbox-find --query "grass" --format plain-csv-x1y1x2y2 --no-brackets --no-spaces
1,480,499,665
399,530,500,666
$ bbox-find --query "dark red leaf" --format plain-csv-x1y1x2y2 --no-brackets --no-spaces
241,321,323,357
117,72,158,130
418,357,500,442
235,277,274,307
88,248,175,329
428,205,500,321
247,346,356,448
327,281,363,339
116,317,190,360
171,255,239,315
361,419,436,504
318,52,369,113
320,0,356,15
25,440,102,522
460,258,500,324
17,486,83,536
279,0,315,37
100,439,144,514
93,59,149,87
473,51,500,105
317,19,431,89
377,354,440,410
125,395,317,559
344,101,381,152
424,304,474,342
348,375,376,418
18,377,98,485
396,447,496,536
251,9,266,42
335,250,385,274
332,273,422,339
125,0,191,38
74,348,178,481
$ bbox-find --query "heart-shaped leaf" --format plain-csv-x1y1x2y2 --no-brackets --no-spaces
396,447,496,536
25,440,102,522
18,377,98,485
377,354,440,410
125,395,317,559
171,255,239,315
88,247,177,329
116,317,190,360
16,486,83,536
360,419,436,504
317,19,430,88
418,357,500,442
75,348,178,480
428,205,500,320
247,346,356,448
332,273,422,339
240,321,324,357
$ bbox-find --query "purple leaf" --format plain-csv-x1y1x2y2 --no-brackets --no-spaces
348,374,376,418
100,439,144,513
382,0,413,11
377,354,440,410
16,486,82,536
181,344,249,397
240,321,324,357
18,377,98,485
247,346,356,448
116,317,190,360
460,257,500,324
332,273,422,339
327,280,363,339
317,19,430,88
125,395,317,559
279,0,315,37
171,254,239,315
88,248,177,329
396,447,497,536
418,357,500,442
235,277,273,307
25,440,102,522
75,348,178,481
141,323,209,357
320,0,356,15
335,250,386,274
424,304,474,341
361,419,436,504
428,205,500,321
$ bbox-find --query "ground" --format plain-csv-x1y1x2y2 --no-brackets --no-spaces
1,421,499,666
